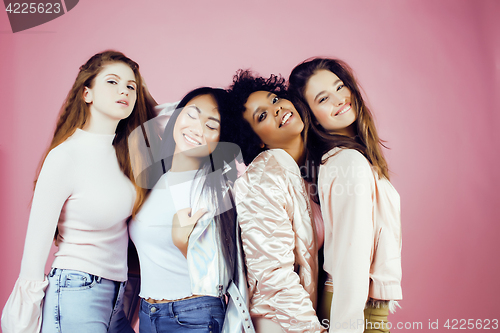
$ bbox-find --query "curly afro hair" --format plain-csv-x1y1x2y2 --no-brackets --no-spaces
227,69,288,165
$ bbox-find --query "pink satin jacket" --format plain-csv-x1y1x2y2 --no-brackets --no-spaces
234,149,324,333
319,148,402,333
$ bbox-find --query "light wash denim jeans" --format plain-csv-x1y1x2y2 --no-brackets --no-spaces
139,296,225,333
41,268,134,333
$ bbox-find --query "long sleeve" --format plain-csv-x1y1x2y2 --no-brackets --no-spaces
235,152,323,333
3,129,135,333
319,149,375,333
2,147,73,333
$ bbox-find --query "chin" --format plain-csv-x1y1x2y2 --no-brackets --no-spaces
184,146,211,158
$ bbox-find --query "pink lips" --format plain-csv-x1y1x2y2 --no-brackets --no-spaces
334,103,351,116
117,99,129,106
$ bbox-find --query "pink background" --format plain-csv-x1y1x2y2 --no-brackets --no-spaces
1,0,499,331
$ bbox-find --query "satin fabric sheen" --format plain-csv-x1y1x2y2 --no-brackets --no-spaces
234,149,323,333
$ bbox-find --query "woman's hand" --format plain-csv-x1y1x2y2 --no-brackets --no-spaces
171,208,207,258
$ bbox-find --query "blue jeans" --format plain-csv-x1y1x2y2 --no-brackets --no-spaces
41,268,134,333
139,296,225,333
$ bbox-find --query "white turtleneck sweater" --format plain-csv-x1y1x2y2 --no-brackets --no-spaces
1,128,136,333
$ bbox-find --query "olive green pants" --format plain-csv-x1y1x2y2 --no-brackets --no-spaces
364,305,390,333
318,291,390,332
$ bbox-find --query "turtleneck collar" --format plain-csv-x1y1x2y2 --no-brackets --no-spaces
74,128,116,146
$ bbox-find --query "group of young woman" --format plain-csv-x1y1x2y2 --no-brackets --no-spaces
1,50,402,333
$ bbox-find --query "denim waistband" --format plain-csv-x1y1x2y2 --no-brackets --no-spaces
48,267,125,285
141,296,223,317
49,267,101,281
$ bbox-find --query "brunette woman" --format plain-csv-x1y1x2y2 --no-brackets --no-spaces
228,70,325,333
289,58,402,333
1,51,156,333
129,87,244,333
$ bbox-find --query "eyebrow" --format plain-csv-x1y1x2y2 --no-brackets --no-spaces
251,92,274,121
187,105,221,124
313,79,342,102
105,73,137,84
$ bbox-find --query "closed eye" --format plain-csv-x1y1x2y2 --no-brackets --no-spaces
206,120,220,130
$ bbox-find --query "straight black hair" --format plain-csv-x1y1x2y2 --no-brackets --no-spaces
160,87,240,281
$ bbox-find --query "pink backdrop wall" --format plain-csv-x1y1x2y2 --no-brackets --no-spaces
1,0,499,331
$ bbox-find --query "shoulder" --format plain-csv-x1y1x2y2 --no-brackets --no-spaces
38,130,97,176
42,141,75,169
322,148,371,170
46,130,88,159
320,148,373,185
235,150,295,200
246,149,298,177
237,150,297,185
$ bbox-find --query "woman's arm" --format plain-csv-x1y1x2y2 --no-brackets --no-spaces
235,164,323,333
1,147,73,333
320,149,374,333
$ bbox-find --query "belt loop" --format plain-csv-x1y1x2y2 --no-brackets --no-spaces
169,301,174,316
96,276,102,283
48,267,57,277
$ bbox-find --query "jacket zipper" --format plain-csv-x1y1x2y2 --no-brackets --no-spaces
218,284,223,298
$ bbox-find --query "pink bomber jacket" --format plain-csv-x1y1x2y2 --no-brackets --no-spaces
319,148,402,333
234,149,325,333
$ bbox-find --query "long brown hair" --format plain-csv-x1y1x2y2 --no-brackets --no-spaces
289,58,389,183
35,50,156,215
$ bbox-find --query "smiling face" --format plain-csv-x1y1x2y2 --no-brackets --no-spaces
305,69,356,136
243,91,304,150
83,62,137,123
173,94,221,163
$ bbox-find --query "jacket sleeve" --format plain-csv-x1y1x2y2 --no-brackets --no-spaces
320,149,374,333
1,147,73,333
235,162,323,333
